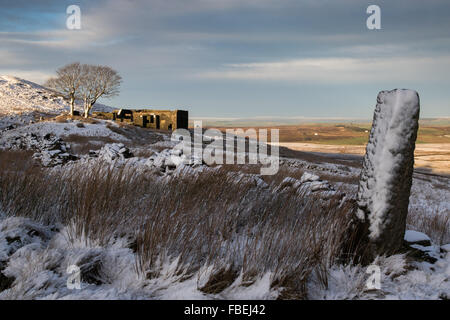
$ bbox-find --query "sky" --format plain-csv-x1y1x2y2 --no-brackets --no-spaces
1,0,450,118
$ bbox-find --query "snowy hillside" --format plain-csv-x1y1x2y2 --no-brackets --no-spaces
0,75,70,115
0,75,113,120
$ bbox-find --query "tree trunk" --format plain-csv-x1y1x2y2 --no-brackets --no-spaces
69,96,75,116
83,98,90,118
352,89,420,264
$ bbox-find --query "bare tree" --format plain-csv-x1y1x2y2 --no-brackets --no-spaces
79,65,122,118
45,62,83,116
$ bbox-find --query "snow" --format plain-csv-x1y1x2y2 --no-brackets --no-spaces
0,79,449,300
300,172,320,183
0,75,113,129
0,216,282,299
1,215,448,300
145,148,204,173
93,143,133,162
0,120,128,147
0,75,67,115
0,160,446,300
219,273,277,300
405,230,431,243
311,252,450,300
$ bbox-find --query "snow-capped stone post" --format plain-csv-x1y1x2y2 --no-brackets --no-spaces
355,89,420,262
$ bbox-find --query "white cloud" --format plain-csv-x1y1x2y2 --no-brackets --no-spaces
196,56,450,83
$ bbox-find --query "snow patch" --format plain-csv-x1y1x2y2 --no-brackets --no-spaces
404,230,431,244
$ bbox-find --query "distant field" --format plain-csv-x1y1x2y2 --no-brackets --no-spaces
207,122,450,145
202,120,450,174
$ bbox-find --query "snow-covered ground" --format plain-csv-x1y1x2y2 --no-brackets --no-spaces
0,75,68,115
0,78,448,300
0,214,448,300
0,75,113,130
0,118,447,300
0,120,128,145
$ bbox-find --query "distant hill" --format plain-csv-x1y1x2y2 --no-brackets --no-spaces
191,116,450,128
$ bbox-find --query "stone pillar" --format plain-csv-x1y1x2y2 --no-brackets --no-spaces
356,89,420,261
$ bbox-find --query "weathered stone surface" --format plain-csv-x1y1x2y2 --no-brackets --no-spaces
90,143,133,162
356,89,420,260
1,132,78,167
145,148,204,173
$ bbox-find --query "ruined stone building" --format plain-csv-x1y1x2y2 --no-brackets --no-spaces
93,109,189,130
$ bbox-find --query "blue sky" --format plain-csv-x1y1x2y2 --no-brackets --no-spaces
1,0,450,118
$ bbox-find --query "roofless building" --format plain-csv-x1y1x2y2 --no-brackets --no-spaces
93,109,189,131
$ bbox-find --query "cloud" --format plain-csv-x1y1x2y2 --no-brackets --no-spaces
1,0,450,117
0,49,25,65
196,56,450,83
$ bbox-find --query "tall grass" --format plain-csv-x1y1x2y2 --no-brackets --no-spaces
407,208,450,245
0,150,361,298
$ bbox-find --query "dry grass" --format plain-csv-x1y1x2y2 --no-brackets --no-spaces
0,152,359,298
63,134,118,155
0,150,36,171
319,172,360,185
51,114,99,124
214,124,370,145
105,123,164,147
407,208,450,245
131,148,156,158
1,148,445,298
